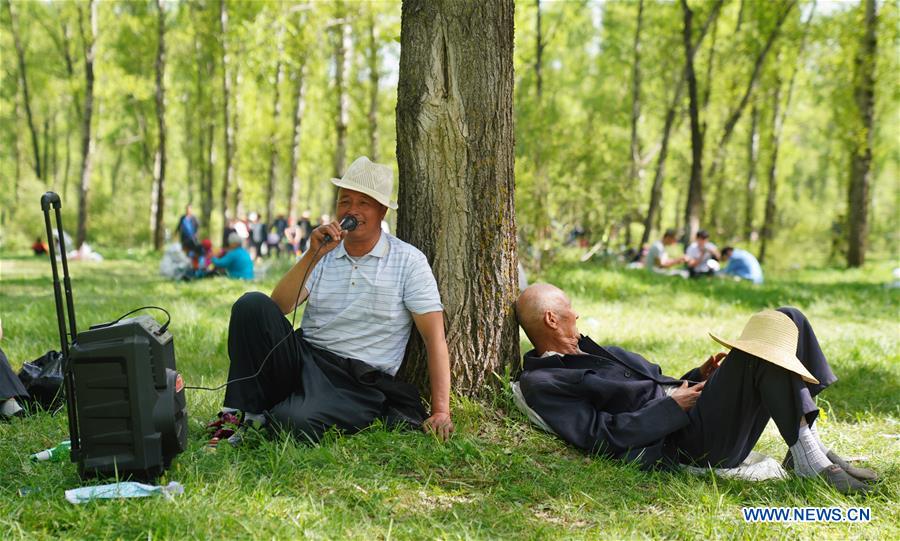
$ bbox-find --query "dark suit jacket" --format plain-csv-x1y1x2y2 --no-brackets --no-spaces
518,336,702,469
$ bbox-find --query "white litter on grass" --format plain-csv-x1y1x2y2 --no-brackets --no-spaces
65,481,184,504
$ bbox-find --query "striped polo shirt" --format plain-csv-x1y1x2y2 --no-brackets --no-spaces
301,232,443,375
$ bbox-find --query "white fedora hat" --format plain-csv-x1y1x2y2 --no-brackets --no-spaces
331,156,398,210
709,309,820,384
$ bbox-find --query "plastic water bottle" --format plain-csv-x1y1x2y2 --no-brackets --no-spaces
30,440,71,462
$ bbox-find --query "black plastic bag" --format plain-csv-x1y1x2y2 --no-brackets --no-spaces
18,351,65,410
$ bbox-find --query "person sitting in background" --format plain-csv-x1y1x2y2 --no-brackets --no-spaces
211,233,254,280
721,246,764,284
175,204,200,253
0,319,28,420
31,237,48,256
645,229,686,276
513,284,878,494
685,229,720,278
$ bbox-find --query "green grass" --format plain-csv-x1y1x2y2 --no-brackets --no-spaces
1,252,898,540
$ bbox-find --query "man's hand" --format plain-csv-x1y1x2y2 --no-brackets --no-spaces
700,352,727,381
671,381,705,411
422,411,454,441
307,221,346,256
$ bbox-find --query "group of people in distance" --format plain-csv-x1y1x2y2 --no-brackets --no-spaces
199,155,877,496
644,228,764,284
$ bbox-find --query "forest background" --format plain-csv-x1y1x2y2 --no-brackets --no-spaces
1,0,897,271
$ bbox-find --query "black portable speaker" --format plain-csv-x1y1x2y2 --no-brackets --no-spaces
41,192,188,479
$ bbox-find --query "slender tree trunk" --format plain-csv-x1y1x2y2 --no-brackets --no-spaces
76,0,97,249
333,0,350,182
639,0,723,248
219,0,234,226
231,65,244,217
151,0,167,251
681,0,704,243
63,124,72,198
743,105,760,239
51,114,58,183
847,0,877,268
533,0,549,263
110,145,124,194
266,27,285,226
628,0,644,248
708,0,795,229
367,10,380,161
396,0,519,396
759,83,783,264
12,83,22,204
288,61,307,220
6,1,42,179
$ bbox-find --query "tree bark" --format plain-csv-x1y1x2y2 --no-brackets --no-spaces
288,61,307,221
758,81,783,265
151,0,167,251
681,0,704,244
743,105,760,239
847,0,877,268
396,0,519,396
6,1,42,179
266,25,285,226
333,0,350,181
639,0,723,248
76,0,97,249
367,9,380,162
219,0,235,227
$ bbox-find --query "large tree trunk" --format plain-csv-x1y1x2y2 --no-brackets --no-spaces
266,26,285,226
333,0,350,180
743,105,760,239
151,0,167,251
639,0,723,248
76,0,97,249
288,61,307,220
847,0,877,268
681,0,704,243
367,10,380,162
6,1,42,179
219,0,234,227
396,0,519,396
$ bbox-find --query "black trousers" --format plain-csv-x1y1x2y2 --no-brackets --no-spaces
223,292,425,442
670,307,837,468
0,346,29,401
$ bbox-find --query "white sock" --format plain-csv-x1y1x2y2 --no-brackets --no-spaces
220,407,239,416
790,424,833,477
1,398,23,417
809,423,831,455
243,412,266,425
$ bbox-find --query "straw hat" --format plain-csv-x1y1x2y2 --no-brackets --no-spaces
709,310,820,384
331,156,398,210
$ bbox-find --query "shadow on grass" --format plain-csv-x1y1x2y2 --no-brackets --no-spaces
824,361,900,419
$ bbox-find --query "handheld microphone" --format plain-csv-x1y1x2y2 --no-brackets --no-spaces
323,214,359,243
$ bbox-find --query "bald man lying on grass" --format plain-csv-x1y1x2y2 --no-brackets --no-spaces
513,284,878,494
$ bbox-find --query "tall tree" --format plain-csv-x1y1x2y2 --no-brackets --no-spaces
532,0,549,262
847,0,878,267
743,104,760,239
680,0,704,243
75,0,97,249
639,0,723,248
150,0,167,251
333,0,350,180
219,0,235,230
628,0,644,198
6,0,42,180
396,0,519,396
366,8,379,161
266,22,285,226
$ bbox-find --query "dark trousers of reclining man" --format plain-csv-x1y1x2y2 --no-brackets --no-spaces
514,284,878,494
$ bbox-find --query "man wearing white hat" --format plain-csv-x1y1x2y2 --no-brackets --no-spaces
212,157,453,446
513,284,878,494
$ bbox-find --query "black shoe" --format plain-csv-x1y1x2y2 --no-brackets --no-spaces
784,450,879,484
827,451,879,483
818,464,870,495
